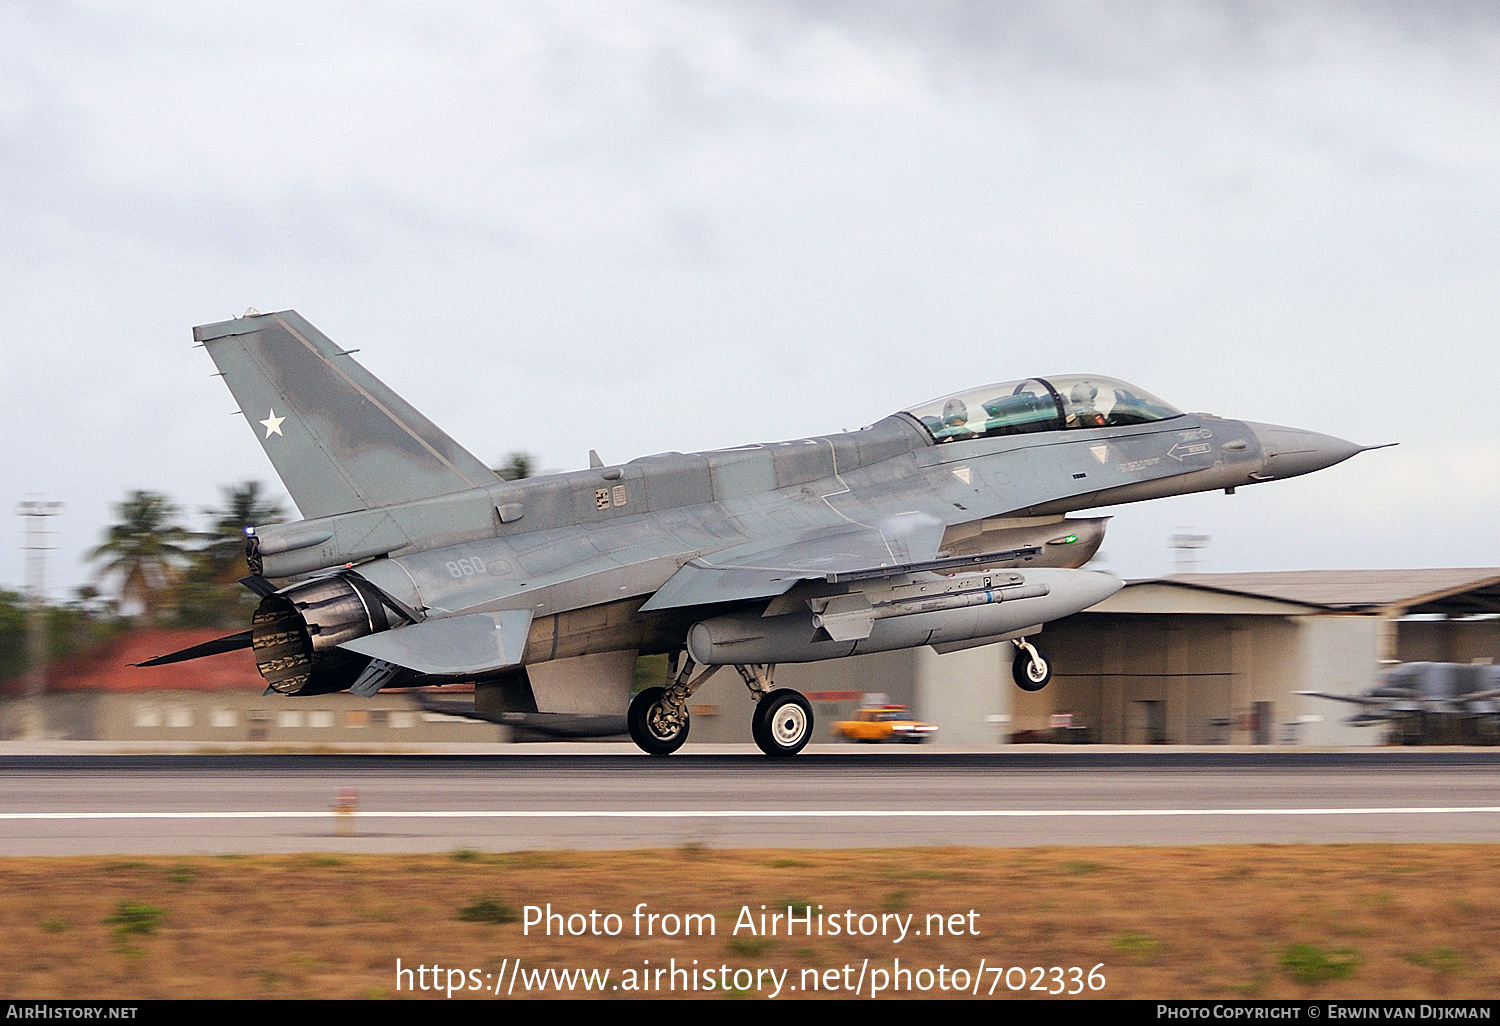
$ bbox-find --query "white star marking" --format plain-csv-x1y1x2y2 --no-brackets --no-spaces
260,410,286,438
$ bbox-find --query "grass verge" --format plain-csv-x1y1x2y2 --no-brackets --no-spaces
0,844,1494,999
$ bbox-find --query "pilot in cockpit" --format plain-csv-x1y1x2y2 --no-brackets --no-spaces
941,397,978,439
1066,382,1108,428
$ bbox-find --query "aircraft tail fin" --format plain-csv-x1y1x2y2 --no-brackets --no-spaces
194,311,497,519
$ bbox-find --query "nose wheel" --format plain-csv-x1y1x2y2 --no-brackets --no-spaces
1012,639,1051,692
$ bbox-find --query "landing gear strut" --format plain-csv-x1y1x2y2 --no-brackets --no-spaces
737,663,814,757
627,653,720,756
1012,638,1051,692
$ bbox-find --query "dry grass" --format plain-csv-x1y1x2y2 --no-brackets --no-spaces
0,845,1496,999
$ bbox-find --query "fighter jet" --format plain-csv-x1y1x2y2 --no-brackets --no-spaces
1300,662,1500,745
141,310,1378,756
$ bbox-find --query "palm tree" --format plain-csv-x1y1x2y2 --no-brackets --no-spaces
198,481,287,581
87,491,193,624
169,482,289,627
494,452,534,482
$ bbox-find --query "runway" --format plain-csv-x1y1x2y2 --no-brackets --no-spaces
1,750,1498,854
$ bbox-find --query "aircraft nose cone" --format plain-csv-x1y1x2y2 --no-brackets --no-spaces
1244,422,1365,480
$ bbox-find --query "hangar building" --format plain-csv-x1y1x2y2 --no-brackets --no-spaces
688,568,1500,746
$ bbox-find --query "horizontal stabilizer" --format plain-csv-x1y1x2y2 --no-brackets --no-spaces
339,610,532,676
135,630,253,667
195,310,497,518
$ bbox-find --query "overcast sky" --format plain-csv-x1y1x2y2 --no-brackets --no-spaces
2,0,1498,597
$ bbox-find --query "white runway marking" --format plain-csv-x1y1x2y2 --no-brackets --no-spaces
1,807,1499,821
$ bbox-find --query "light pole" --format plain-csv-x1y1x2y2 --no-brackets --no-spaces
1170,527,1210,575
16,499,63,740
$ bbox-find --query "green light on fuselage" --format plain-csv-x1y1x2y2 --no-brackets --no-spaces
1062,535,1078,544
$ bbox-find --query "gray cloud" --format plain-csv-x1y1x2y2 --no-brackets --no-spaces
1,0,1497,591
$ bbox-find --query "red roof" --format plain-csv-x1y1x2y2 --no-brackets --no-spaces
39,629,266,693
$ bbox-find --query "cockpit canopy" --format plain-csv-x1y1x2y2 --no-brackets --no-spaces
904,375,1182,444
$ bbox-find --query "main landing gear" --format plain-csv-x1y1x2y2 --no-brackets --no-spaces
738,664,813,758
627,653,720,756
1012,638,1052,692
626,657,814,757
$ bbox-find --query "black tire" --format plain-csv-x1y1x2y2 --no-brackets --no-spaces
752,689,814,757
750,694,774,743
1013,645,1052,692
628,687,689,756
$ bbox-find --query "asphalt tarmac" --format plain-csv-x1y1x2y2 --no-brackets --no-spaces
0,749,1497,854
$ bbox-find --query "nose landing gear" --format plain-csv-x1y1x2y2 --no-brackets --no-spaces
1013,638,1051,691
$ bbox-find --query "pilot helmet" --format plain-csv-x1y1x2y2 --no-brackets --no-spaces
941,398,969,426
1069,382,1099,406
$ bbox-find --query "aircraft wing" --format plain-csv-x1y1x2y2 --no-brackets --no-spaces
641,513,1039,612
